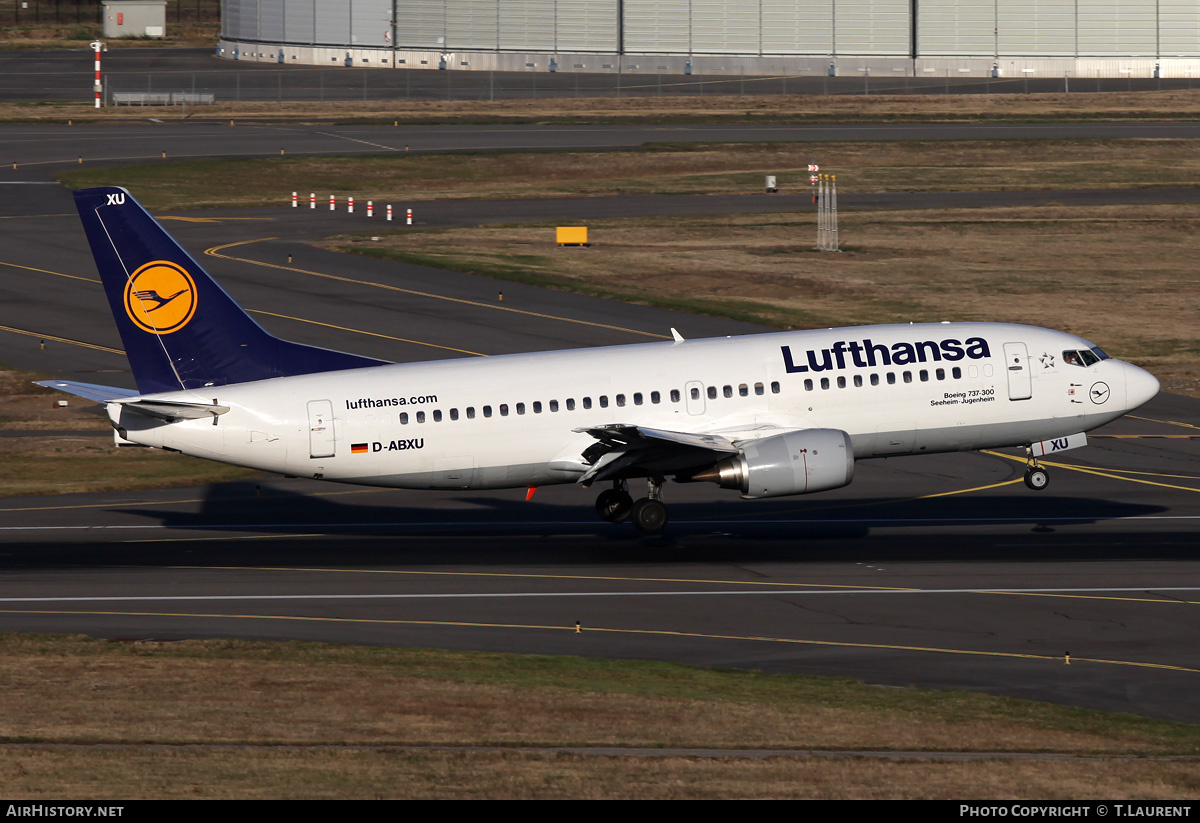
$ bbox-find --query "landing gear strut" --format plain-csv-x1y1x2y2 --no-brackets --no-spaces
630,476,669,534
595,481,633,523
1023,455,1050,491
595,477,670,533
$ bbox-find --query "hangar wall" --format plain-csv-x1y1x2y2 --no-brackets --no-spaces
219,0,1200,76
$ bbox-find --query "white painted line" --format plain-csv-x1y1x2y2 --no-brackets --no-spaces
2,514,1200,532
3,586,1200,604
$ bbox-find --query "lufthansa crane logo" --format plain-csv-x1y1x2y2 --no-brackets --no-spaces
123,260,197,335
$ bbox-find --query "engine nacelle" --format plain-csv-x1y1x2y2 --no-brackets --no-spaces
694,429,854,499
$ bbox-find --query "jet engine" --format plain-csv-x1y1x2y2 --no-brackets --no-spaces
691,429,854,499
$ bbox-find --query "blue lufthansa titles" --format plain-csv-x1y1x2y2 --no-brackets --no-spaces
781,337,991,373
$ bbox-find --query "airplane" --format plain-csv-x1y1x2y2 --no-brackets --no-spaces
38,186,1160,534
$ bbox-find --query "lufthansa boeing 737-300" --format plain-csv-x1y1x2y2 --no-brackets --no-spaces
38,187,1161,533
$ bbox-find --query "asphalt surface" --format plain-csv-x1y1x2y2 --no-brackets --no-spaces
1,121,1199,724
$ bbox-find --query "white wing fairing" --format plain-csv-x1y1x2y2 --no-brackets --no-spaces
40,186,1162,533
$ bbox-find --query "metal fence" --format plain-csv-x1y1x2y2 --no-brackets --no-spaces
82,68,1200,106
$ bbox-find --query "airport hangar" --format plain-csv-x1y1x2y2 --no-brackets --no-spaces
217,0,1200,80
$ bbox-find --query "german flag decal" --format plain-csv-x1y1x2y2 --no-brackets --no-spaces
351,443,368,454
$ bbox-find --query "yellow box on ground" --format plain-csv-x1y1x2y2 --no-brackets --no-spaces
556,226,589,246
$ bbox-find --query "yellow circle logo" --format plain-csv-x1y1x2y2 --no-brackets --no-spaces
123,260,197,335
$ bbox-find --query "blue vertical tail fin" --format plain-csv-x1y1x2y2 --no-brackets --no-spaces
74,186,388,394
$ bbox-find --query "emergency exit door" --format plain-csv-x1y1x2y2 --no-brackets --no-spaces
1003,342,1032,401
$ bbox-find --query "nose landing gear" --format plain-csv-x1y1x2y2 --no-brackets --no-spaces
1023,457,1050,491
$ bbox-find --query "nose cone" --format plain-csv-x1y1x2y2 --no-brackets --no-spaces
1125,363,1160,411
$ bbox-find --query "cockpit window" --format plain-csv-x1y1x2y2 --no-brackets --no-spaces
1064,348,1107,367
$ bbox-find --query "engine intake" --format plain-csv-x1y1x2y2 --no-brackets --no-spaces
692,429,854,499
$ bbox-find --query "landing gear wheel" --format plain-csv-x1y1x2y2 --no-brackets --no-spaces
1024,467,1050,491
595,488,633,523
631,498,669,534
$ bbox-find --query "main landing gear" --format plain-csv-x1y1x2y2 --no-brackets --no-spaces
595,478,670,534
1023,456,1050,491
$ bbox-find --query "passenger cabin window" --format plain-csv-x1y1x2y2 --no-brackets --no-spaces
583,397,592,409
651,391,661,404
670,389,681,403
466,407,475,419
738,384,748,397
599,396,609,408
754,383,764,396
516,403,526,415
499,404,509,417
483,405,493,418
400,412,409,424
633,393,643,405
433,410,443,422
532,401,542,413
416,411,426,423
449,409,459,421
550,400,559,412
771,381,781,394
566,398,576,410
804,379,813,391
616,394,626,407
707,386,717,400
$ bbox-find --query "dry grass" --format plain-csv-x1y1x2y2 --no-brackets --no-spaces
4,748,1200,799
8,87,1200,123
2,636,1199,799
341,204,1200,397
59,137,1200,210
0,369,256,495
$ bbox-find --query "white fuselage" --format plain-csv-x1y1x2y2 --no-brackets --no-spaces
107,322,1159,492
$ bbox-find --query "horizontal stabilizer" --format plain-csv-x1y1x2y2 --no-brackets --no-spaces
36,380,228,421
116,398,229,422
35,380,139,403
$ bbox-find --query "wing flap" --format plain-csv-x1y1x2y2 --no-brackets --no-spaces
573,424,740,485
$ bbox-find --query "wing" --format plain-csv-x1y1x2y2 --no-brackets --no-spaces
572,423,741,485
